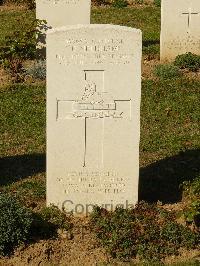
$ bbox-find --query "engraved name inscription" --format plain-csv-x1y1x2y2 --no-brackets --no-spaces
55,38,135,65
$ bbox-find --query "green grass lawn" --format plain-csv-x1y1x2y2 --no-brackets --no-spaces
1,77,199,203
0,10,35,47
0,6,160,54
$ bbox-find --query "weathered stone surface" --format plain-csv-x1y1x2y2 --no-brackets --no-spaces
47,25,142,214
36,0,91,27
160,0,200,61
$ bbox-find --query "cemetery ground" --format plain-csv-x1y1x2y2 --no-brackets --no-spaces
0,2,200,266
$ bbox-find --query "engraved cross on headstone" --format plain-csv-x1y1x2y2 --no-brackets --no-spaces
182,7,199,33
56,70,131,168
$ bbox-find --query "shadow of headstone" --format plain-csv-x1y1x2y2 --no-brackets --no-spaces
0,153,46,186
139,149,200,203
36,20,52,60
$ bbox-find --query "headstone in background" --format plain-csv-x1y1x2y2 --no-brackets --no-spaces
36,0,91,27
36,0,91,58
47,25,142,214
160,0,200,62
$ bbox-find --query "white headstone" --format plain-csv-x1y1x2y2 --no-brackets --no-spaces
47,25,142,215
160,0,200,62
36,0,91,27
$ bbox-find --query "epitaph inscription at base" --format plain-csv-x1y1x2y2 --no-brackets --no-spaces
47,25,142,214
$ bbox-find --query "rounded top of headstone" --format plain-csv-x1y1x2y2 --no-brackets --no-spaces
47,24,142,35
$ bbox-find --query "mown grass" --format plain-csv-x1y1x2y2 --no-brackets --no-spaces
92,6,161,56
91,6,160,41
1,77,199,204
0,84,46,156
0,84,46,193
0,6,160,53
0,10,35,46
141,78,199,155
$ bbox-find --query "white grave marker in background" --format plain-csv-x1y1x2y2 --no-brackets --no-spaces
47,25,142,214
160,0,200,61
36,0,91,27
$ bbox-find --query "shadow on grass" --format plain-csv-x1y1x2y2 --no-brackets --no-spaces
0,153,45,186
143,39,160,47
1,149,199,204
139,149,200,204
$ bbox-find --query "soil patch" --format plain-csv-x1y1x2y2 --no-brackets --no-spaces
0,3,27,11
0,66,11,86
0,215,199,266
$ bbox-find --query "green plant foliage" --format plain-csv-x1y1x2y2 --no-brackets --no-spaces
17,180,46,200
90,202,198,262
0,16,37,62
31,206,73,239
0,14,40,81
0,193,33,255
24,60,46,80
40,205,72,230
174,52,200,72
154,0,161,7
143,44,160,59
112,0,128,8
160,222,197,249
154,64,181,80
182,176,200,227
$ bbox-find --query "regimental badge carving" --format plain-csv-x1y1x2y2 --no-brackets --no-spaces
57,78,131,120
56,70,132,167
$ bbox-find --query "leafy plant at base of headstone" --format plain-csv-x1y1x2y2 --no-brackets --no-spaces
31,205,73,239
0,193,33,256
154,0,161,7
174,52,200,72
160,221,197,250
112,0,128,8
154,64,181,80
24,60,46,81
90,202,198,262
90,206,139,260
182,176,200,228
